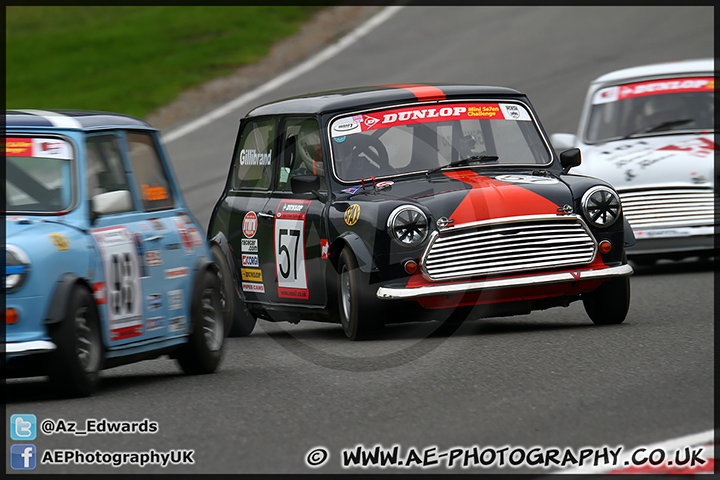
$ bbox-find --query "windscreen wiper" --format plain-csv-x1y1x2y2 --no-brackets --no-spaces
426,155,499,175
621,119,694,139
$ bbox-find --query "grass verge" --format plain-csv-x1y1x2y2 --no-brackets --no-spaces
6,6,325,119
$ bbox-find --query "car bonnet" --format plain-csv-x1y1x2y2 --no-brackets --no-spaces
574,133,715,189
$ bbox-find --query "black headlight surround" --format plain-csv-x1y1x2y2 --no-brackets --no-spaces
5,245,31,292
581,186,621,228
387,205,429,247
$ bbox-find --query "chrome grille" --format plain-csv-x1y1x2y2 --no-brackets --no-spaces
619,187,715,228
422,215,597,281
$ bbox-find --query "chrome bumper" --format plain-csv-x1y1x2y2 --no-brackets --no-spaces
376,264,633,300
3,340,57,355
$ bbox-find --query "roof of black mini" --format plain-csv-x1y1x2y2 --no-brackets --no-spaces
247,84,525,117
5,109,153,130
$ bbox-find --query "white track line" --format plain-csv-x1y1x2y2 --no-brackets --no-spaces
555,428,715,474
163,5,405,144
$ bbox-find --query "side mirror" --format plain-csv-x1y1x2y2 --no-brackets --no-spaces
290,174,321,195
559,148,582,174
550,133,577,151
92,190,133,216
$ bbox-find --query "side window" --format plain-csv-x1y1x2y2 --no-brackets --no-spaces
86,134,134,212
125,132,175,211
278,118,324,192
232,118,276,190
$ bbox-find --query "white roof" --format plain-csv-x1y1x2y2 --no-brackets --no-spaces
591,58,714,86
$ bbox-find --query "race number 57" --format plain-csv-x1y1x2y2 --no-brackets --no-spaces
275,201,309,299
278,228,301,280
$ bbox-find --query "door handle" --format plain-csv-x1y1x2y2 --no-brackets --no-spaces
257,212,275,220
144,234,164,242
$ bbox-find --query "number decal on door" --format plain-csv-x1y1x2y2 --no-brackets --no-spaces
275,200,311,299
91,226,143,341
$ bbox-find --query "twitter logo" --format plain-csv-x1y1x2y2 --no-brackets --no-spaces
11,414,36,440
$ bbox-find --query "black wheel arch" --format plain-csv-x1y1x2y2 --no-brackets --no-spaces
45,273,98,326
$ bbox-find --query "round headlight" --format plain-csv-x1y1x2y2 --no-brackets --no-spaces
581,186,621,228
387,205,429,247
5,245,31,292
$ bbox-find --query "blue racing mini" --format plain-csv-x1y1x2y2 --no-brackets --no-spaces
4,110,227,397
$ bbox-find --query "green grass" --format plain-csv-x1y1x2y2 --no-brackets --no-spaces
6,6,326,119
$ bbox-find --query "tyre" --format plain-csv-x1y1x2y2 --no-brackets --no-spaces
210,244,256,337
335,246,383,340
175,269,225,374
582,275,631,325
47,285,104,398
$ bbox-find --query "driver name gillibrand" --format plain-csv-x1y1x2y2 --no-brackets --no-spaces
208,84,633,341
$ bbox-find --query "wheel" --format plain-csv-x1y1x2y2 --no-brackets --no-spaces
582,275,630,325
210,244,256,337
47,285,104,398
175,269,225,374
334,246,383,340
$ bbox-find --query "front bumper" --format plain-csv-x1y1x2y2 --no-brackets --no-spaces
376,264,633,300
3,340,57,355
628,227,714,256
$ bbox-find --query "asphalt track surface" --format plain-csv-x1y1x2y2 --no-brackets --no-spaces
5,5,715,475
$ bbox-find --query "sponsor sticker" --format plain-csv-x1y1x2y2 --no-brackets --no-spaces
168,289,183,311
330,102,531,137
174,217,194,254
495,174,559,185
147,293,162,311
242,282,265,293
341,186,362,194
48,233,70,251
168,316,184,333
321,239,329,259
275,200,311,299
241,238,258,253
593,76,714,104
5,137,72,159
90,226,143,341
243,211,258,238
149,218,166,231
146,316,165,331
634,226,713,239
241,268,263,282
145,249,163,267
165,267,189,279
92,282,106,305
242,254,260,267
344,204,361,226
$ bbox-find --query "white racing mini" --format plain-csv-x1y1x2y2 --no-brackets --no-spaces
551,58,715,265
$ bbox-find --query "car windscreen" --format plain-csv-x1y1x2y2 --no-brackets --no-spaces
328,102,551,183
5,136,75,213
585,76,714,143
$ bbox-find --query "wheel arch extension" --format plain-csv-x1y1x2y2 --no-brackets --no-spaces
44,273,96,326
328,232,378,274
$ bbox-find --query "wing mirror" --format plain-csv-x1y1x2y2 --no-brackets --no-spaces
92,190,133,217
560,148,582,174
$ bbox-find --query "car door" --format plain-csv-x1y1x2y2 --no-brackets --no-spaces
87,131,196,347
222,117,277,306
259,117,327,308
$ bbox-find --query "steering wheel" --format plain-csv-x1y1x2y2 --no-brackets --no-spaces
348,135,391,179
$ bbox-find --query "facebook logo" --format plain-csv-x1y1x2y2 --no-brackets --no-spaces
11,444,37,470
10,414,36,440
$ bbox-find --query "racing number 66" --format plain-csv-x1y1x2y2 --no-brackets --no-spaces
278,228,301,280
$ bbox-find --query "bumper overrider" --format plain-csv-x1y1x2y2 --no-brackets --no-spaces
376,264,633,300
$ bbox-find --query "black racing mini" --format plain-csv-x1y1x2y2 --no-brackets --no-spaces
208,84,635,340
